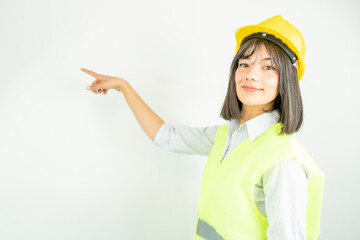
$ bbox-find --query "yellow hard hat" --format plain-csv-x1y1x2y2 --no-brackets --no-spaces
235,15,305,81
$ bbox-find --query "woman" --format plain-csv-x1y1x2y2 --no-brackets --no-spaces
83,15,325,240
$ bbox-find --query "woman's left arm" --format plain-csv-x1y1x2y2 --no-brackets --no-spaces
263,159,310,240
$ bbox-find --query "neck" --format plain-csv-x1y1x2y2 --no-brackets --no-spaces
239,103,275,125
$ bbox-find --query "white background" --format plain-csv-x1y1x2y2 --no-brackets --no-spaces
0,0,359,239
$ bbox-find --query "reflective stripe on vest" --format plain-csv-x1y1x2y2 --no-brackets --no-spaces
196,218,224,240
193,122,325,240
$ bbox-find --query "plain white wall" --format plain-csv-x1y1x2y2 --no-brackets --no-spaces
0,0,359,239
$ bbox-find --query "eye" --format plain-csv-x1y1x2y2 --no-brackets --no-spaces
264,66,276,70
238,63,248,67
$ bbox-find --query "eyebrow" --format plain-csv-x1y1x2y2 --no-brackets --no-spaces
239,57,276,62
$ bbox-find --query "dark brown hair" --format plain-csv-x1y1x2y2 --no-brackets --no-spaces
220,37,303,135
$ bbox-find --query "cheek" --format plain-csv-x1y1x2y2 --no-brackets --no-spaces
265,77,280,96
235,72,245,87
235,67,245,81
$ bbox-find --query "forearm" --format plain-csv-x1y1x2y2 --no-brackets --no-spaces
119,82,164,141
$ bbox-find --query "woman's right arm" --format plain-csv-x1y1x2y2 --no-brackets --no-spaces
83,68,164,142
122,81,221,155
153,123,221,156
82,68,220,155
120,81,165,142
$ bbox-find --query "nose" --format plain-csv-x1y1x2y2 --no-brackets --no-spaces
245,65,259,81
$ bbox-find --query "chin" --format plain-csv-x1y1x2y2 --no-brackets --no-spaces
241,102,264,107
238,98,262,106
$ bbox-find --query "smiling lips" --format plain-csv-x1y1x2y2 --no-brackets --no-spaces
242,85,263,92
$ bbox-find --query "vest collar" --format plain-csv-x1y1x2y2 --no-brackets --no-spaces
229,109,280,142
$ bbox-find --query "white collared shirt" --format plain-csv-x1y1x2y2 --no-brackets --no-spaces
154,109,309,240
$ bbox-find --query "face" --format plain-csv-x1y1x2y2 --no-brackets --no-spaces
235,43,280,111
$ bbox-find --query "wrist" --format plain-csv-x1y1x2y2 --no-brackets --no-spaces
116,80,130,92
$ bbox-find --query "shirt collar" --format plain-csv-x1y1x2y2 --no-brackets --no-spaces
229,109,280,142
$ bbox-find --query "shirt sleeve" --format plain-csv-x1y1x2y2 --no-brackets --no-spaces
153,122,221,156
263,159,310,240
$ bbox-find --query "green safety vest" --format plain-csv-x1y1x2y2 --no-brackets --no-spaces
193,122,325,240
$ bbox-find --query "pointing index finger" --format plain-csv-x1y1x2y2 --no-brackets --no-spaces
81,68,113,80
81,68,100,78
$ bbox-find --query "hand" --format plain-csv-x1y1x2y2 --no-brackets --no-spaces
82,68,128,94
